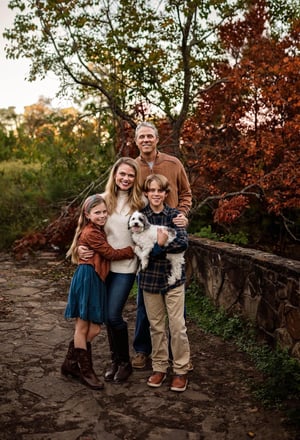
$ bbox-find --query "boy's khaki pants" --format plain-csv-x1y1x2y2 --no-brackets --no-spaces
143,284,190,375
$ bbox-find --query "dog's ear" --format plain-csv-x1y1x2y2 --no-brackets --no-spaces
143,215,151,230
127,216,131,230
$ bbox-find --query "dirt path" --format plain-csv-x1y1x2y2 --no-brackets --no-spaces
0,251,298,440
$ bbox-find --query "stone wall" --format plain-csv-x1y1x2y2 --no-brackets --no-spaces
185,236,300,359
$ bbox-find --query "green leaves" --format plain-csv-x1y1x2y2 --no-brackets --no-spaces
4,0,246,131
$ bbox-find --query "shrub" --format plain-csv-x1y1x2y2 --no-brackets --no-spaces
186,281,300,423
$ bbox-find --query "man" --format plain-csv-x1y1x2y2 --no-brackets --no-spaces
132,121,192,369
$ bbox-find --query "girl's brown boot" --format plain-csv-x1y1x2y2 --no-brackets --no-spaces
75,348,104,390
61,340,80,378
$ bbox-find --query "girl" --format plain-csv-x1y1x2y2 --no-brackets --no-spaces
61,194,135,390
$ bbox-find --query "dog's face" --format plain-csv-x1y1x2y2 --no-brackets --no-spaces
128,211,150,234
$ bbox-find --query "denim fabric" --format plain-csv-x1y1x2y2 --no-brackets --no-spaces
105,271,136,329
133,285,152,355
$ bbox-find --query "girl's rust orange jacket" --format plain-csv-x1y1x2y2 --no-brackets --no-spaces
78,222,134,282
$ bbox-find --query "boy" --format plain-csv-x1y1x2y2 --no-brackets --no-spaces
139,174,190,392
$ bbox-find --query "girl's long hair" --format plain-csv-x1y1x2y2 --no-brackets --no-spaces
104,157,144,214
66,194,106,264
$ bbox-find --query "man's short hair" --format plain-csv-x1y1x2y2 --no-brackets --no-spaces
135,122,159,139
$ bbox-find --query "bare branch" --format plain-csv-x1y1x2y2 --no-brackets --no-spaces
191,184,263,213
39,14,136,128
281,214,300,242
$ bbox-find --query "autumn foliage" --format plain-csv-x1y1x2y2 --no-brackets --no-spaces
13,206,80,260
6,0,299,259
181,3,300,233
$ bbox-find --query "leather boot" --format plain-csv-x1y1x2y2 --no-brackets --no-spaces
105,360,119,381
75,348,104,390
61,340,80,378
104,326,119,382
112,325,132,383
86,342,95,370
113,361,133,383
86,341,101,378
86,341,93,365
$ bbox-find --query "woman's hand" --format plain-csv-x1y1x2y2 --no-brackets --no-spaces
78,245,94,260
172,213,188,228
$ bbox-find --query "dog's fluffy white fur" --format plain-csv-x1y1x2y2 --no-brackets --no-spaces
128,211,185,285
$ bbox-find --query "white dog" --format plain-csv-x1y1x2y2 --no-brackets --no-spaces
128,211,185,285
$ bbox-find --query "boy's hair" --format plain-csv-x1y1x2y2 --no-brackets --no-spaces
143,174,170,193
66,194,106,263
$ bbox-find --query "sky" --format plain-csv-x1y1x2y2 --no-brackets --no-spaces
0,1,74,113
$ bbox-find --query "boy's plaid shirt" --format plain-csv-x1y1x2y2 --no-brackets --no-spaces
138,204,188,294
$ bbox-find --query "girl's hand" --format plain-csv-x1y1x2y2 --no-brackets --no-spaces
157,228,169,246
172,213,188,228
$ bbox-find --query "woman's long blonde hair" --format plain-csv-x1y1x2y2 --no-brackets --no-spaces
104,157,144,214
66,194,106,264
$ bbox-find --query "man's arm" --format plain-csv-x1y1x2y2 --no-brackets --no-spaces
177,165,192,216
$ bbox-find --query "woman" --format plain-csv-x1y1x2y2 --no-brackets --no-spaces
79,157,145,382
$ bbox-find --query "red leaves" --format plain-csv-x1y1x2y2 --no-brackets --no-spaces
13,233,47,260
12,205,80,259
182,3,300,221
213,196,250,224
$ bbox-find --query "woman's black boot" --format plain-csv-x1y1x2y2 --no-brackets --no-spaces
104,325,119,382
113,361,133,383
112,325,132,383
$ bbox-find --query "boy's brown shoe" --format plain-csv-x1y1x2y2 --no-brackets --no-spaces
147,372,166,388
170,374,188,392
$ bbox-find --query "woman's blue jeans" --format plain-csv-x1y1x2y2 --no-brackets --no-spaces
133,285,152,355
105,271,136,330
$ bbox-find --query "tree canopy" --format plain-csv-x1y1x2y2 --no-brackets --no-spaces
2,0,300,254
4,0,298,146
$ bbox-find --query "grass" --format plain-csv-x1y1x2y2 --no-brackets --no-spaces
0,160,50,248
185,280,300,427
129,280,139,299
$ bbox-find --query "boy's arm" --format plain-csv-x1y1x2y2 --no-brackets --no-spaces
166,211,188,253
151,225,188,256
165,226,188,254
151,243,164,256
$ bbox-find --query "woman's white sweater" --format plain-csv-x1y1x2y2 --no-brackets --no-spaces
104,190,138,274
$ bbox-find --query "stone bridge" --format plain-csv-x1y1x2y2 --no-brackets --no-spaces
186,236,300,359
